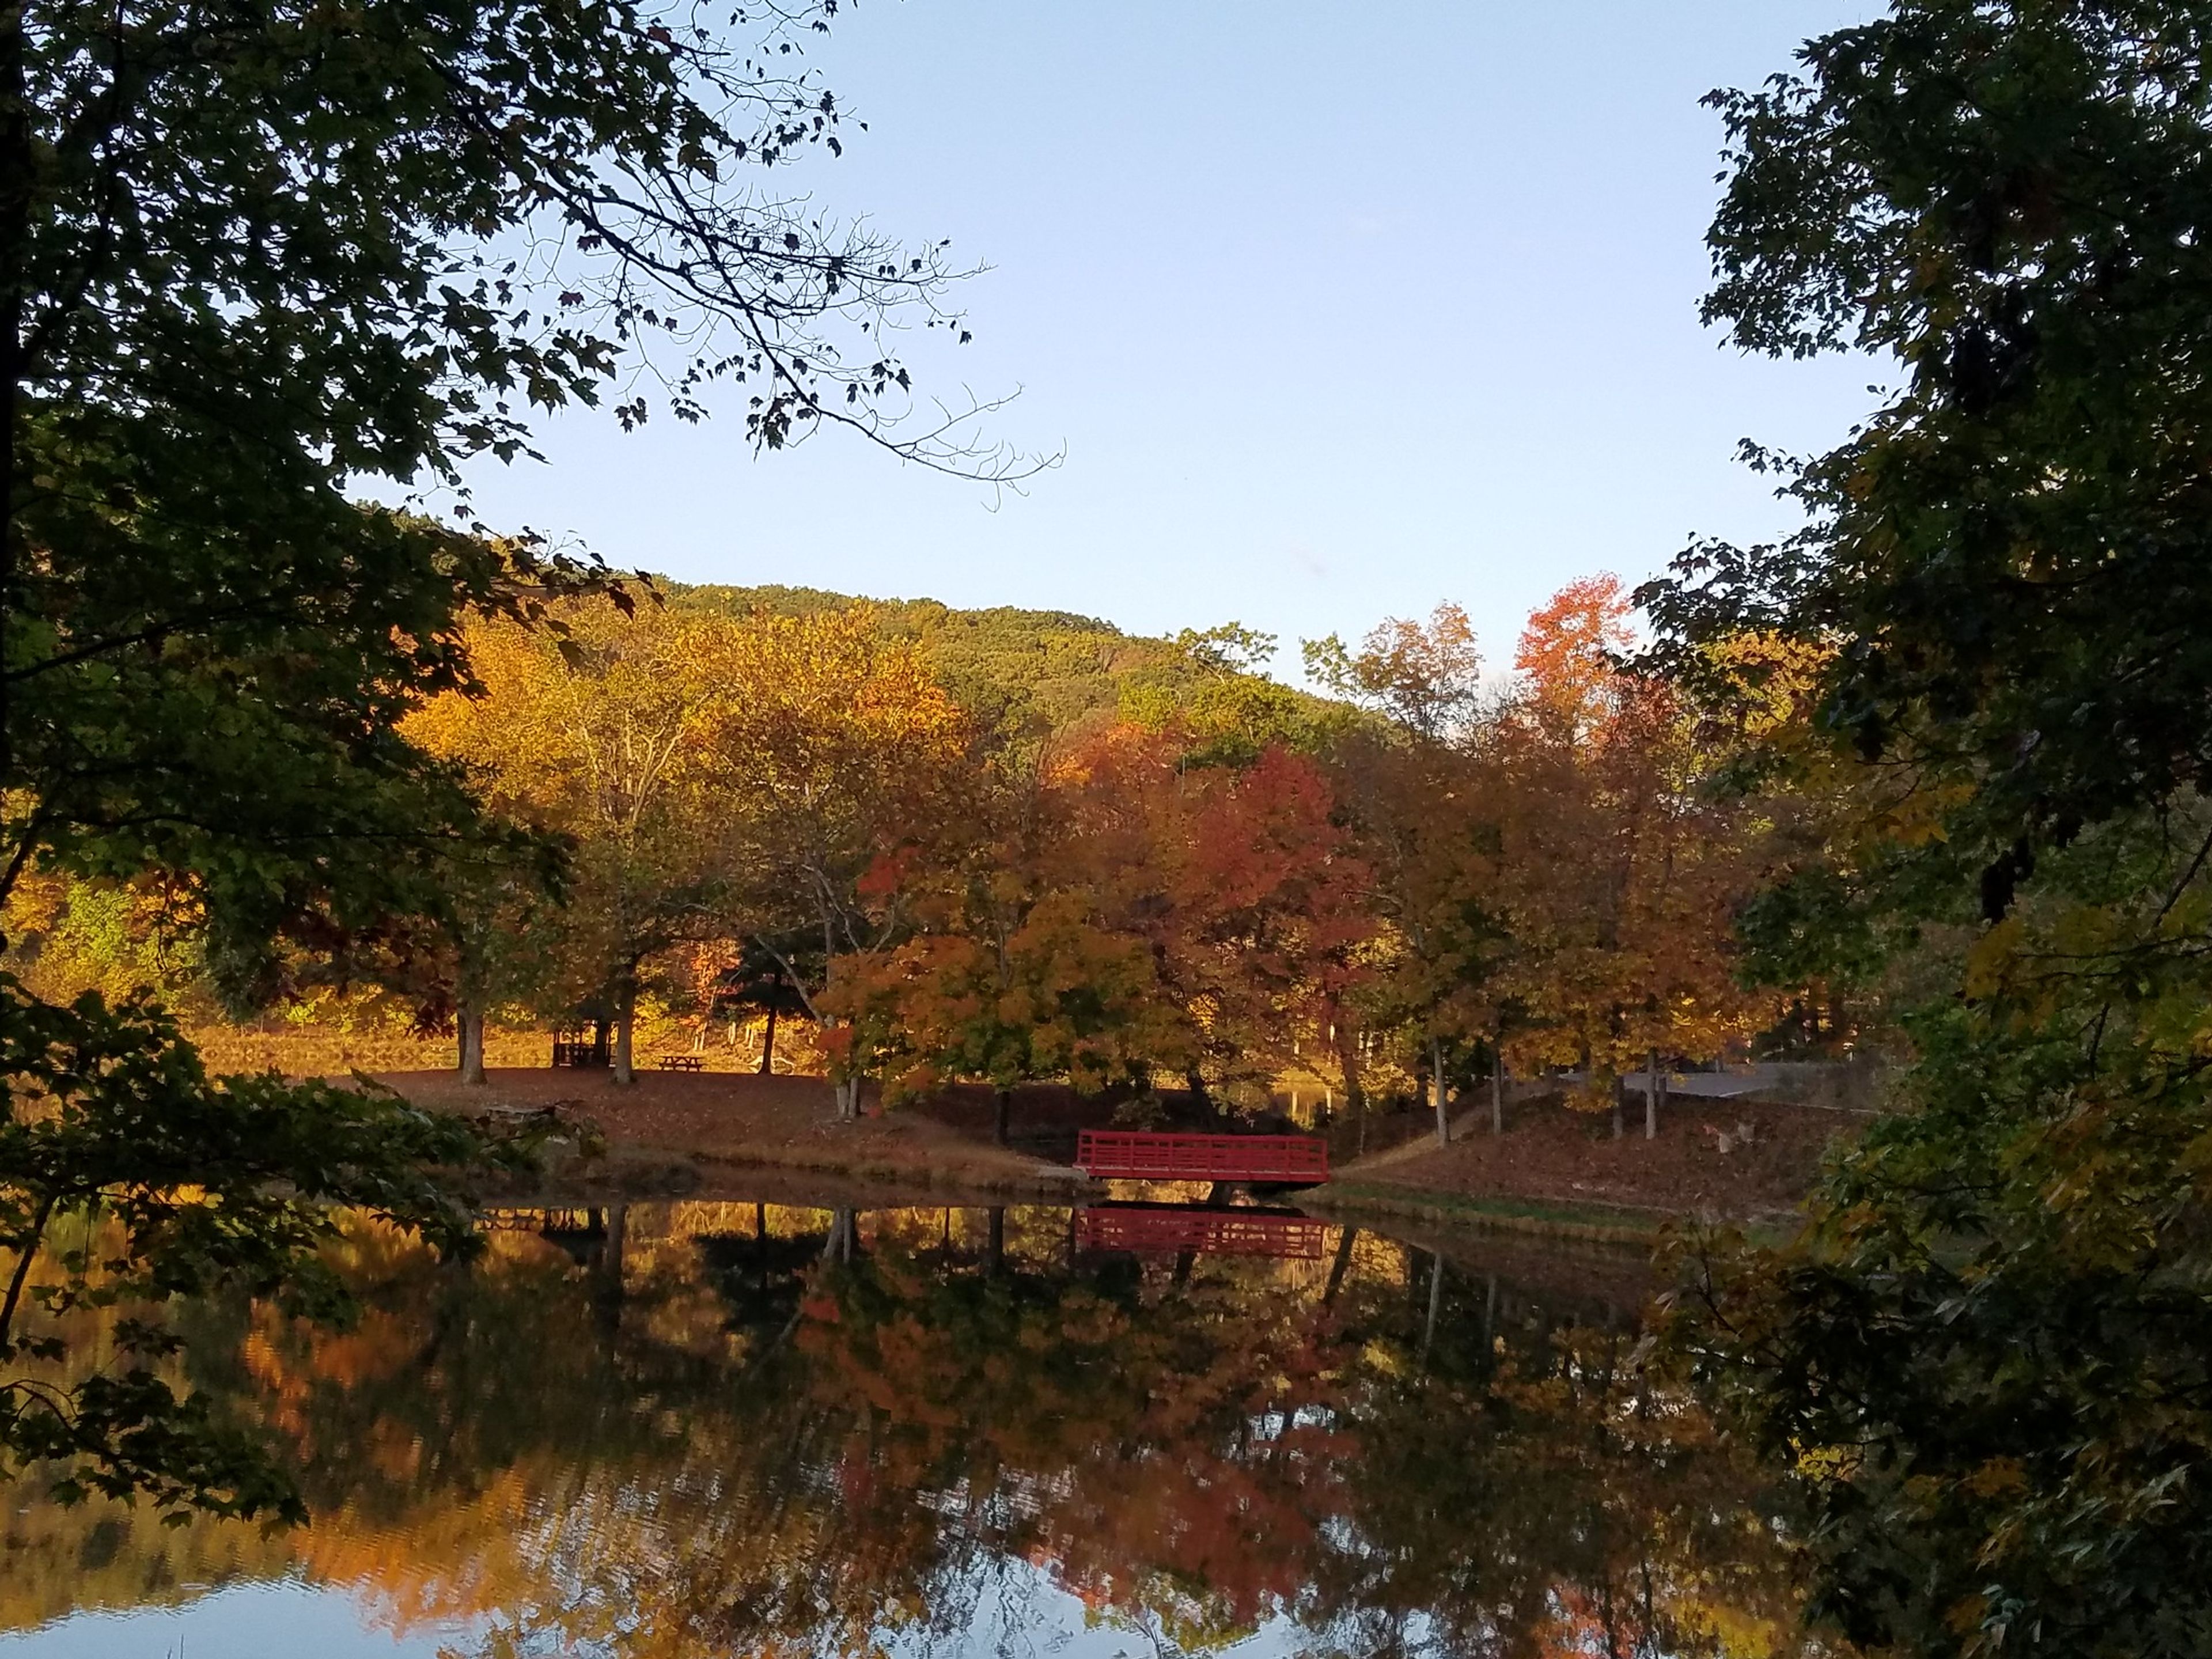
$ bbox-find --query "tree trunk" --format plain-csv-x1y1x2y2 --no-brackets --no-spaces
993,1087,1012,1147
1421,1250,1446,1366
593,1204,628,1336
1431,1033,1450,1147
1330,1011,1369,1154
1184,1067,1215,1124
1644,1047,1660,1141
757,1003,778,1075
611,980,636,1086
1491,1048,1505,1135
985,1207,1005,1277
1323,1225,1359,1306
457,1005,487,1086
1611,1073,1624,1139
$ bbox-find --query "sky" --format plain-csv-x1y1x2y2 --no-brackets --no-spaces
454,1,1884,680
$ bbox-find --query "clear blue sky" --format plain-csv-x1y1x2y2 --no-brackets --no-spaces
458,1,1881,677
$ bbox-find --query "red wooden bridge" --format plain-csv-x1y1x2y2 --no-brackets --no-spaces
1074,1203,1330,1260
1075,1129,1329,1185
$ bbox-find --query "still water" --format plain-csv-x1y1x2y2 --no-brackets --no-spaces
1,1200,1817,1658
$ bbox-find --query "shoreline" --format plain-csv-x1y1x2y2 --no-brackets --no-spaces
388,1067,1834,1246
480,1154,1730,1256
1297,1182,1671,1246
482,1141,1095,1211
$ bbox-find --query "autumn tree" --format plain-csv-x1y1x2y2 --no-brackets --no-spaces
838,893,1176,1144
411,600,733,1082
1116,736,1373,1109
827,744,1190,1142
1305,603,1483,745
699,607,974,1119
1495,578,1772,1136
1310,605,1504,1144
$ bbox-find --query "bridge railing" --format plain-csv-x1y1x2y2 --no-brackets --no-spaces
1075,1130,1328,1184
1075,1205,1328,1259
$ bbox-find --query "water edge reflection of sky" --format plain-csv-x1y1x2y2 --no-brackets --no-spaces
0,1578,471,1659
3,1555,1416,1659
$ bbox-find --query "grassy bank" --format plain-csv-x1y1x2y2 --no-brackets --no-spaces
1301,1183,1669,1246
387,1069,1090,1206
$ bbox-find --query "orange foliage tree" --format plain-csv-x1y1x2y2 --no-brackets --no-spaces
1119,733,1372,1109
824,748,1185,1142
829,724,1373,1126
1491,577,1777,1134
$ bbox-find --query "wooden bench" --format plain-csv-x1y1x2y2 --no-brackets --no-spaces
656,1054,706,1072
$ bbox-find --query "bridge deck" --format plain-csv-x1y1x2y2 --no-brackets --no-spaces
1075,1129,1328,1184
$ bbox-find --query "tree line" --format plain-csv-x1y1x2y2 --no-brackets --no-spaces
9,575,1806,1145
9,574,1802,1145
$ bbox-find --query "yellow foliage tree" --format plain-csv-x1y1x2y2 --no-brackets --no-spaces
408,597,730,1081
693,606,974,1119
1310,604,1503,1145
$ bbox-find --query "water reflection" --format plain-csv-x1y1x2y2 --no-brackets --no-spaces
1,1202,1826,1657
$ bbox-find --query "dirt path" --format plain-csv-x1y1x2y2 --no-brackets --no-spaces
1325,1091,1855,1228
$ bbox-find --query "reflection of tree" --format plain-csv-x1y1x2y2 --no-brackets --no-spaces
1312,1259,1813,1658
0,1207,1828,1658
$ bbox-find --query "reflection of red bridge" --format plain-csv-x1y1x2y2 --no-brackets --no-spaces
1075,1203,1330,1260
1074,1130,1329,1184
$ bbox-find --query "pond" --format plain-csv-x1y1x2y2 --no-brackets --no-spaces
0,1200,1820,1658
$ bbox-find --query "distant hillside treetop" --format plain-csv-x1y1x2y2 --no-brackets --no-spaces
665,582,1340,756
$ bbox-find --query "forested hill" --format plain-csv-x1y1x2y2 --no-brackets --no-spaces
668,581,1335,748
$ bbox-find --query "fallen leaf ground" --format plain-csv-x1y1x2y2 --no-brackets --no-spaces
1336,1090,1854,1225
380,1068,1078,1197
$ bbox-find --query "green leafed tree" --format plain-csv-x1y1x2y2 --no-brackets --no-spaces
2,0,1017,1515
1642,7,2212,1655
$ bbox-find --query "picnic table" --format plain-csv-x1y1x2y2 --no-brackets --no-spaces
657,1054,706,1073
